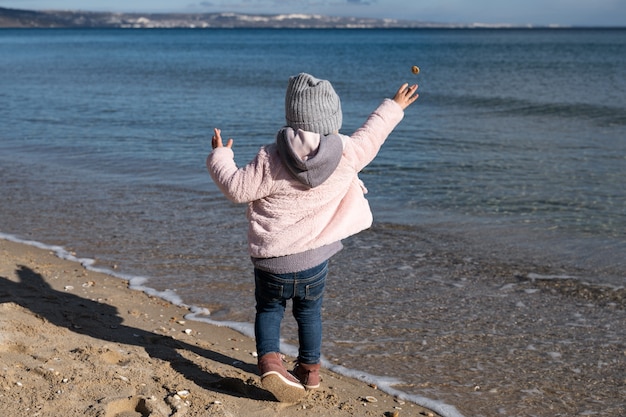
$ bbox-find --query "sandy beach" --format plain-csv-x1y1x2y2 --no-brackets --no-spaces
0,238,441,417
2,27,625,417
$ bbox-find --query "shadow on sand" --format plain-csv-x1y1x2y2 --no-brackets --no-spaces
0,265,273,403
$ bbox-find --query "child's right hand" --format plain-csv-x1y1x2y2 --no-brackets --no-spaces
212,128,234,150
393,83,419,110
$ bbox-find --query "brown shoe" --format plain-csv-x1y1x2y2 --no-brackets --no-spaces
293,362,321,390
258,352,305,402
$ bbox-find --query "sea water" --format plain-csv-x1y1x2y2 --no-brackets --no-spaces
1,28,625,416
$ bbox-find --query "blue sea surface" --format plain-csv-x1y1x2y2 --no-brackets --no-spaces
1,28,625,417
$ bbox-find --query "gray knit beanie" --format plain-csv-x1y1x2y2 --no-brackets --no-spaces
285,73,342,135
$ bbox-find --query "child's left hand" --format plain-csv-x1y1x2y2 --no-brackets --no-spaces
392,83,419,110
212,128,234,149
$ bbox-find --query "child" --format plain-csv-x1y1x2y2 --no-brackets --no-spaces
207,73,418,402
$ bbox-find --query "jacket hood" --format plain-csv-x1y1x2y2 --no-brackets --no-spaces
276,127,343,188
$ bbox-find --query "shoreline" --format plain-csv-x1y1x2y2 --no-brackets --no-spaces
0,236,446,417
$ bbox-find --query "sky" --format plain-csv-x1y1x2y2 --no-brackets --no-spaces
1,0,625,27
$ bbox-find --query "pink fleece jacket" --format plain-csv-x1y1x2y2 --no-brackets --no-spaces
206,98,404,260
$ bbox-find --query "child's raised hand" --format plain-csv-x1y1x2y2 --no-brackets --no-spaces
393,83,419,110
212,128,234,149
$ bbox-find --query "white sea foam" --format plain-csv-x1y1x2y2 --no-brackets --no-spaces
324,362,465,417
0,232,190,308
186,308,256,340
0,232,466,417
527,273,578,281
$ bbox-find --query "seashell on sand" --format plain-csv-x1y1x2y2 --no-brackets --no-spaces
176,390,190,399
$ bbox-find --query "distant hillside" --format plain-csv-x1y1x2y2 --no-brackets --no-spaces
0,7,460,29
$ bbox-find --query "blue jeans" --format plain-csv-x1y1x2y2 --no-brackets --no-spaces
254,261,328,365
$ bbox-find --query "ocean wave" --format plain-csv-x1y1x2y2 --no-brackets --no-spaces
521,272,626,308
431,93,626,126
